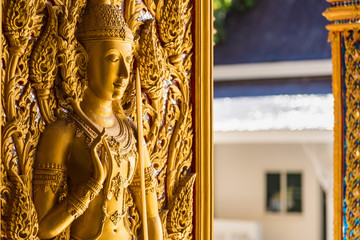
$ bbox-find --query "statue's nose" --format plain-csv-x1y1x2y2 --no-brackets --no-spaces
118,57,129,80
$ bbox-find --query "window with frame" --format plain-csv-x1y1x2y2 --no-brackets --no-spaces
266,172,302,213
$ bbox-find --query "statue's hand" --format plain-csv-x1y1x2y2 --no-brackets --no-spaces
90,129,107,184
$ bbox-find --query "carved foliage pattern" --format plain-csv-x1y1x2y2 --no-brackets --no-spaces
1,0,195,239
125,0,195,237
1,0,46,239
166,175,196,240
343,29,360,240
134,0,194,206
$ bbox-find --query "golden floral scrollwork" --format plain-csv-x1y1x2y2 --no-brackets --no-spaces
123,0,196,235
343,29,360,240
157,0,193,61
4,176,39,240
124,0,146,35
1,0,195,239
141,0,157,17
135,19,169,156
127,0,195,235
55,0,88,109
2,0,47,238
167,174,196,240
30,4,58,124
159,0,194,204
3,0,45,54
125,189,141,236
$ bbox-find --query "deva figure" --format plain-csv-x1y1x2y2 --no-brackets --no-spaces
33,1,163,239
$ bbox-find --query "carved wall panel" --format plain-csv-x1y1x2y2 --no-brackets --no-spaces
0,0,196,239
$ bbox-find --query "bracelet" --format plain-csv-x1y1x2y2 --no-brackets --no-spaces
65,193,89,219
83,177,103,200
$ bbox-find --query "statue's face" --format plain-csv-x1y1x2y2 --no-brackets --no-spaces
86,40,132,101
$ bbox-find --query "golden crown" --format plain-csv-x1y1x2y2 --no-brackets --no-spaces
77,2,133,42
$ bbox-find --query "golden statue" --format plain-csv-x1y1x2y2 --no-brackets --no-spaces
1,0,196,239
33,1,162,239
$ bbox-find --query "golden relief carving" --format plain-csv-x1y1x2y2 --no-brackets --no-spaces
166,174,195,240
341,29,360,240
1,0,195,239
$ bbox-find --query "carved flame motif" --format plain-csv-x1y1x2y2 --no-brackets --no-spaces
1,0,195,239
124,0,195,236
167,175,196,240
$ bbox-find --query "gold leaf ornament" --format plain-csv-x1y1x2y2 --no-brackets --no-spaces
30,3,59,124
167,174,196,240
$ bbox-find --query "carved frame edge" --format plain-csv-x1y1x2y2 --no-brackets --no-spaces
330,30,343,240
194,0,213,239
0,0,2,232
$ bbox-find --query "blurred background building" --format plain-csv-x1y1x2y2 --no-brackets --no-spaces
213,0,333,240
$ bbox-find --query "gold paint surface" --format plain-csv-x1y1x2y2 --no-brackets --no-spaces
1,0,197,239
323,6,360,21
194,0,213,239
330,31,343,240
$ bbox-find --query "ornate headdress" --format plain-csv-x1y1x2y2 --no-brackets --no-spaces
77,1,133,42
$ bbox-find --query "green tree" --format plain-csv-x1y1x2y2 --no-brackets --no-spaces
214,0,256,44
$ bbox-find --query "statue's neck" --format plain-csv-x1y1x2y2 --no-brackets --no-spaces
80,89,115,127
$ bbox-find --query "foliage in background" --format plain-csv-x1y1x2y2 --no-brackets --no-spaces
214,0,256,44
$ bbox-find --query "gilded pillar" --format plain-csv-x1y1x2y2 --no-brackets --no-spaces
323,1,360,239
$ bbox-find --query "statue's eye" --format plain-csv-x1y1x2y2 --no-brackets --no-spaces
107,54,119,62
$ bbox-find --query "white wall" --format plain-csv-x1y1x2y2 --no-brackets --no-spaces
214,143,324,240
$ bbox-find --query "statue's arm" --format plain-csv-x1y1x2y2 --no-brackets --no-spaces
33,120,76,238
130,138,163,240
34,120,105,239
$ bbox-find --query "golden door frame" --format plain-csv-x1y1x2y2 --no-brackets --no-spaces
194,0,213,239
0,0,214,239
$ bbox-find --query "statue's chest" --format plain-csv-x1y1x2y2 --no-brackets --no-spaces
67,113,138,201
104,134,137,201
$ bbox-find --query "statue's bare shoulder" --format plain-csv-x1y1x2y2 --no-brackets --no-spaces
36,118,76,166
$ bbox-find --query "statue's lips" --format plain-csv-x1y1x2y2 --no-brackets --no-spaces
113,83,124,88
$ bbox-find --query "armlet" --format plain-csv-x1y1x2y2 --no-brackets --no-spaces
129,166,157,195
33,162,67,197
